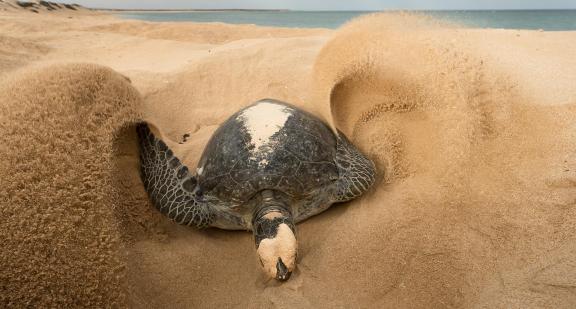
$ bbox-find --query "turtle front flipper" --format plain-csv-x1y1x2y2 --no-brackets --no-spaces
137,123,215,228
334,132,377,202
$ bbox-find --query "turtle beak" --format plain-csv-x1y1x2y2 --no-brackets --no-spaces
276,257,292,281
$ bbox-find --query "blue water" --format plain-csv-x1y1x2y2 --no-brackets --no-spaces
116,10,576,31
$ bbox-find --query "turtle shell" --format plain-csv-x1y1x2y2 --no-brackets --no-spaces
197,99,338,207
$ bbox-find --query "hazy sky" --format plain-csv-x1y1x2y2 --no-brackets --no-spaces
69,0,576,10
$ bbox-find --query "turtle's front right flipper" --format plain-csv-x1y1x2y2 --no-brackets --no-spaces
137,123,215,228
334,132,377,202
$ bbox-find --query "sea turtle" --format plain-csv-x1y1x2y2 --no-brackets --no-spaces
137,99,376,281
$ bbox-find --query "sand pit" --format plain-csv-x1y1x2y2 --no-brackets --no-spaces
0,10,575,308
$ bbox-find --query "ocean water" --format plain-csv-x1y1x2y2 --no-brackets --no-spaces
116,10,576,31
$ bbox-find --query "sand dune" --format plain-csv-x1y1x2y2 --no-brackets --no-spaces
0,0,88,14
0,10,575,308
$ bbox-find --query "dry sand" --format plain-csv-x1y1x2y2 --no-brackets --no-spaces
0,7,575,309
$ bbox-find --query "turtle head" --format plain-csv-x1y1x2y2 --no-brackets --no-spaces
256,220,297,281
253,191,297,281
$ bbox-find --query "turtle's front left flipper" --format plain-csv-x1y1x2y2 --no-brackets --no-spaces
137,123,215,228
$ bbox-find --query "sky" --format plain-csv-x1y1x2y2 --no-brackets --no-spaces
68,0,576,10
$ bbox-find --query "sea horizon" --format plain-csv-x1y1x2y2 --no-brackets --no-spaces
110,9,576,31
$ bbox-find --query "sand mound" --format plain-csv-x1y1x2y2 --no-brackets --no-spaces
307,13,576,307
0,63,141,307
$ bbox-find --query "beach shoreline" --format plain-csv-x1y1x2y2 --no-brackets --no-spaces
106,9,576,31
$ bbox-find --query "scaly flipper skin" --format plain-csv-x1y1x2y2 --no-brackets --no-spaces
334,133,377,202
137,123,215,228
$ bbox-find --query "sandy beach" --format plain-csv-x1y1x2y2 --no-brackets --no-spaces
1,2,575,308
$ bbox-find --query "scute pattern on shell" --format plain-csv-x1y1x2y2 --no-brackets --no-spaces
137,123,215,228
197,100,339,206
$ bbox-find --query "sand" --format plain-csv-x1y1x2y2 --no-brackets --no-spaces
0,7,575,308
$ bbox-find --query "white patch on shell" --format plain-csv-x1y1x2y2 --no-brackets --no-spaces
196,166,204,175
257,223,297,279
238,101,292,167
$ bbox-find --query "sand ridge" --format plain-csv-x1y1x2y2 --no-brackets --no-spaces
0,9,575,308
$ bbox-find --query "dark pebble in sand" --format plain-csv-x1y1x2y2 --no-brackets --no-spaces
179,133,191,144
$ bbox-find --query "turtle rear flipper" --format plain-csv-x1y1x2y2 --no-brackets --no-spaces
137,123,215,228
334,132,376,202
